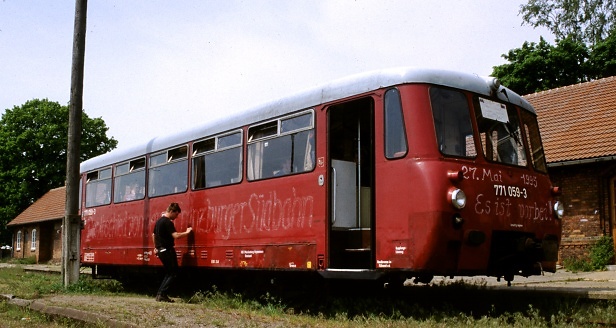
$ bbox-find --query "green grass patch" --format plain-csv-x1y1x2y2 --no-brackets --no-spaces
0,266,124,299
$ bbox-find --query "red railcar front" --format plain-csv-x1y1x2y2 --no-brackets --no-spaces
373,83,562,284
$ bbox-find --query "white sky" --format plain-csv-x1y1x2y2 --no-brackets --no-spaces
0,1,553,149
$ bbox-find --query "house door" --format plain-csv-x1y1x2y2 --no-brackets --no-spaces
327,97,374,269
611,177,616,252
38,222,54,262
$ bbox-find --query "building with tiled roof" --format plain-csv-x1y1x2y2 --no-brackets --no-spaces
6,186,65,263
526,76,616,164
524,76,616,262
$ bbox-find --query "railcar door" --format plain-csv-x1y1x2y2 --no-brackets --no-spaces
327,97,374,269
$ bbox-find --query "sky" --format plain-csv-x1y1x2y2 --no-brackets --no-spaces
0,1,554,150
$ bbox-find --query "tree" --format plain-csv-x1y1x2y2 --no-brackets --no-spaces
492,36,589,95
587,30,616,79
520,0,616,45
491,31,616,94
0,99,117,244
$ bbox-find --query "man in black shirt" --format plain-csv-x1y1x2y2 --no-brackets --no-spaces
152,202,192,302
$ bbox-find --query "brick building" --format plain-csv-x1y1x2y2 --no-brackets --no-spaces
6,186,65,263
524,76,616,262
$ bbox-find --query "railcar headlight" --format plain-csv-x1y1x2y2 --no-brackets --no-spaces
553,201,564,219
450,188,466,209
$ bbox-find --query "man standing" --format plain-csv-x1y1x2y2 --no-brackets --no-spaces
152,202,192,302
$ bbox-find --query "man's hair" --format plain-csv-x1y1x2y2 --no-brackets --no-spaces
167,202,181,213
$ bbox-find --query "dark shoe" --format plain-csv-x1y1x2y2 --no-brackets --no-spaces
155,295,174,303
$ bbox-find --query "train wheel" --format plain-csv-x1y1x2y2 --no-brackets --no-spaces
504,273,514,287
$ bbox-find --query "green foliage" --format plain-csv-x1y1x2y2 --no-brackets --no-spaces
587,31,616,78
520,0,616,45
590,235,615,269
492,32,616,94
0,266,125,299
64,276,124,294
10,256,37,265
0,99,117,244
562,257,593,272
564,236,614,272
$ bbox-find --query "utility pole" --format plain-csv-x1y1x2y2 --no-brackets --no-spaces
63,0,87,286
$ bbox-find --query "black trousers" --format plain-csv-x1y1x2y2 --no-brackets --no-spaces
156,247,178,297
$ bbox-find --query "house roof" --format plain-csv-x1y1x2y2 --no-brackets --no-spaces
7,186,65,226
524,76,616,164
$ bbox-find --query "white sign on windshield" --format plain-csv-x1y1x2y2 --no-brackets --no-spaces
479,98,509,123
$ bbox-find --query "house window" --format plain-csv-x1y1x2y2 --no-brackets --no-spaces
16,231,22,251
31,229,37,251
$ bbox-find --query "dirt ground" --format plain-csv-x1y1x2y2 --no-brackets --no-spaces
24,294,293,328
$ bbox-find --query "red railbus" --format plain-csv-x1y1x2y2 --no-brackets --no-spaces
79,67,563,286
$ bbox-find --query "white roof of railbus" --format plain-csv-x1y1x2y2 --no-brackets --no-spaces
81,67,533,173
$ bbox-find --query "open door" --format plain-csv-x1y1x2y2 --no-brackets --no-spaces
328,97,374,269
611,176,616,254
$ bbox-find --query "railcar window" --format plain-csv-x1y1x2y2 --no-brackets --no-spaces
192,138,215,154
149,145,188,197
218,132,241,149
475,97,528,167
114,157,146,203
520,110,547,173
430,88,476,157
384,88,408,158
192,130,242,189
248,111,315,180
281,112,312,133
85,167,112,207
248,121,277,141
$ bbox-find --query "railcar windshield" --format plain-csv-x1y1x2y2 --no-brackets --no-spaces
475,97,527,167
520,110,548,172
430,86,547,171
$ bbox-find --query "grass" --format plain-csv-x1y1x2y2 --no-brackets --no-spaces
1,263,616,327
181,278,616,327
0,264,125,327
0,265,123,299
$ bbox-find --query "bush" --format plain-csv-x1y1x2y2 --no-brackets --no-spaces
564,236,614,272
589,235,615,270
